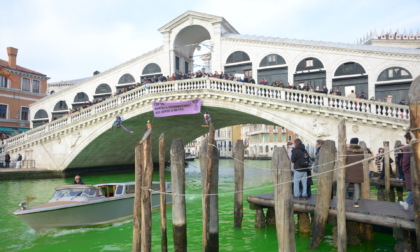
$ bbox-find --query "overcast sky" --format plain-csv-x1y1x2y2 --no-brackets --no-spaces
1,0,419,83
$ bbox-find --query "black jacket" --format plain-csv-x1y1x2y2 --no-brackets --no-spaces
291,144,309,171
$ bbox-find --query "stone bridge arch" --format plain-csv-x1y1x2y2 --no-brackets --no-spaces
5,79,409,171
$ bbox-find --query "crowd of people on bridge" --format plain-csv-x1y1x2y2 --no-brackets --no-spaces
287,131,414,211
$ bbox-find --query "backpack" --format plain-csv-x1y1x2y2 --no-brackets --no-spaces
298,149,312,168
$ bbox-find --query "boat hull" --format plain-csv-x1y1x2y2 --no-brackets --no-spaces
14,193,171,233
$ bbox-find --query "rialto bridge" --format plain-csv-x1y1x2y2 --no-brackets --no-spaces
2,10,418,171
3,78,411,170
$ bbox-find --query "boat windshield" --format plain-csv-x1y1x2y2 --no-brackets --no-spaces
51,188,97,200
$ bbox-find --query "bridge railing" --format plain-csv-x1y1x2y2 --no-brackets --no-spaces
5,78,409,148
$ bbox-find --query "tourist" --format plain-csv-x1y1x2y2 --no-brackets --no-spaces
395,144,404,181
370,97,375,101
345,138,364,208
400,132,413,210
347,90,356,98
321,85,328,94
359,92,367,99
204,111,211,125
375,148,384,172
73,175,84,184
399,99,406,105
379,153,393,180
5,153,10,168
146,120,152,130
16,154,22,169
291,138,310,200
313,139,325,173
335,88,342,96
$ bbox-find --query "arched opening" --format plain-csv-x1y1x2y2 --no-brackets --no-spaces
173,25,211,76
32,109,49,128
94,83,112,101
294,57,326,90
117,74,136,92
73,92,90,110
332,62,367,97
52,101,68,120
258,54,287,85
224,51,252,80
375,67,413,103
141,63,162,83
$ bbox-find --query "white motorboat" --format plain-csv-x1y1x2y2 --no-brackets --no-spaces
185,152,196,161
13,181,172,233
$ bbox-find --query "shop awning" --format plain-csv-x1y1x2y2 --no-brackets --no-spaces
18,128,30,132
0,127,15,133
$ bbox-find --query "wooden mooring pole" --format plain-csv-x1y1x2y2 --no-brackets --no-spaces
408,75,420,249
140,129,153,252
384,141,391,201
159,133,168,252
200,123,219,252
359,141,374,241
337,119,347,251
171,139,187,252
311,140,336,249
233,140,244,228
132,140,143,252
272,146,295,252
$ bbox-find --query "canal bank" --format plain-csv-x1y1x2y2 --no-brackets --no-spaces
0,165,135,181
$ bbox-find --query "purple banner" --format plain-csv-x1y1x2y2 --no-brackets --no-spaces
152,98,201,117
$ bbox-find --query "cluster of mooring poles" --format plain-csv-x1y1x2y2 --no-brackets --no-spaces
250,76,420,252
131,123,246,252
131,76,420,252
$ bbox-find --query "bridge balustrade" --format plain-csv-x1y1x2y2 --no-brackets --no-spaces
4,78,409,149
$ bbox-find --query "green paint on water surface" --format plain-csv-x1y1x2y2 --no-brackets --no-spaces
1,160,397,251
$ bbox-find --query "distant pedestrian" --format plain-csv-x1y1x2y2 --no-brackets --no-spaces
345,138,364,208
5,153,10,168
146,120,152,130
16,154,22,169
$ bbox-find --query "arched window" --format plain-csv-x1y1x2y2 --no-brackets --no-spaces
34,109,48,119
53,101,68,111
377,67,412,81
296,57,324,71
142,63,162,75
334,62,366,76
118,74,135,84
226,51,250,64
259,54,286,67
73,92,89,103
95,83,112,94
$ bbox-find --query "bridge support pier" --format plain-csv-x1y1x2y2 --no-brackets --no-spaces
393,228,417,252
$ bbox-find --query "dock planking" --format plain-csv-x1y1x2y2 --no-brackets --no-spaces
247,193,414,230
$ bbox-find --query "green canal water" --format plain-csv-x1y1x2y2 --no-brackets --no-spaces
1,160,396,251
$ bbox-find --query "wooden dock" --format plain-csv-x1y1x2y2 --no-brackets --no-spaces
247,193,414,230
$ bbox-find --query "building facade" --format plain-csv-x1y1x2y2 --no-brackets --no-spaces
0,47,48,137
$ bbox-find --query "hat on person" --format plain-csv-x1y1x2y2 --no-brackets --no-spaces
350,138,359,144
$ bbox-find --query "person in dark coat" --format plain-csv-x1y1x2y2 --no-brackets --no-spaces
291,138,309,199
345,138,364,207
400,132,413,210
5,153,10,168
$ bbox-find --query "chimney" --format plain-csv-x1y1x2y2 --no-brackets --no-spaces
7,47,18,69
